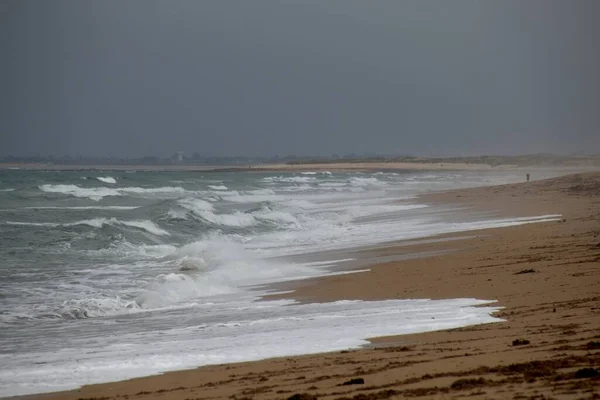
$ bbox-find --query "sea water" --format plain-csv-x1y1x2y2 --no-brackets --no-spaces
0,169,560,396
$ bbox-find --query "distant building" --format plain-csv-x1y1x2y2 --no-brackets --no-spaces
173,151,184,163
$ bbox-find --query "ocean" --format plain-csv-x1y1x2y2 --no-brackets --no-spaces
0,169,560,396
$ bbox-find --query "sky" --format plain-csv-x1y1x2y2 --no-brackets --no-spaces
1,0,598,158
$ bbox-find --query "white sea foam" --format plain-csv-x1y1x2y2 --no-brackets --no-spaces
219,190,284,203
167,209,188,220
118,220,171,236
39,184,187,200
178,198,215,212
96,176,116,184
253,208,300,226
119,186,187,196
39,184,121,201
71,218,170,236
25,206,139,210
243,213,562,257
135,273,235,308
0,188,15,192
318,181,348,187
262,176,316,183
5,218,170,236
349,177,387,187
5,221,60,227
86,240,176,259
0,297,501,396
57,296,140,319
195,210,257,227
178,197,258,227
133,239,321,309
208,184,228,190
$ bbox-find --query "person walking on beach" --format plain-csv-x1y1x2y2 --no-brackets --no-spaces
526,173,530,182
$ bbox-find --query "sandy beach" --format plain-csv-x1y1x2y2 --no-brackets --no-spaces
29,172,600,400
250,162,600,174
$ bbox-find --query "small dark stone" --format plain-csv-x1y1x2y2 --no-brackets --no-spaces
574,368,599,379
342,378,365,385
287,393,317,400
512,339,531,346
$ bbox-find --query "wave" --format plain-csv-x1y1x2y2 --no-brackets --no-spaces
167,209,188,220
144,238,318,297
318,182,348,188
0,296,142,323
262,176,316,183
85,239,176,259
72,218,171,236
208,184,228,190
5,221,59,227
177,198,256,227
25,206,139,210
253,207,299,226
349,177,387,187
96,176,116,184
0,188,15,192
39,184,121,201
178,197,301,228
120,186,187,195
193,210,257,227
135,272,234,309
56,296,140,319
178,198,214,212
21,238,319,319
218,189,282,203
298,171,331,175
39,184,187,201
6,218,170,236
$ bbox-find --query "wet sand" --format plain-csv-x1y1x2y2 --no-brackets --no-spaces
31,173,600,400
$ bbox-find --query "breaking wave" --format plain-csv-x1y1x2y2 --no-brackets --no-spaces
262,176,316,183
73,218,170,236
96,177,116,184
25,206,139,210
177,198,256,227
208,184,228,190
39,184,120,201
39,184,187,201
1,238,318,322
348,177,388,187
6,218,170,236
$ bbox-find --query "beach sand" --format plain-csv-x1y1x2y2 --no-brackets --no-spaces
31,173,600,400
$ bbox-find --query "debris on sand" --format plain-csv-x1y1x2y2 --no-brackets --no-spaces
512,339,531,346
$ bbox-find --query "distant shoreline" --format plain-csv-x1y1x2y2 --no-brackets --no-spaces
1,160,599,173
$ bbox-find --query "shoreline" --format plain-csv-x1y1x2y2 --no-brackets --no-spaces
18,173,600,399
1,161,599,174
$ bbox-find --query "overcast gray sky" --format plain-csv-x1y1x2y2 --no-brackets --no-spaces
1,0,598,158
